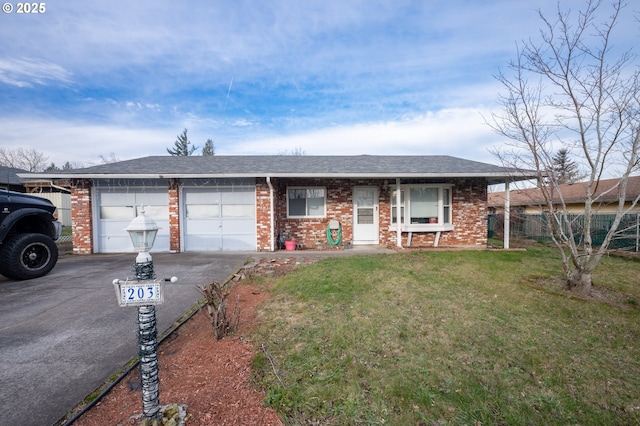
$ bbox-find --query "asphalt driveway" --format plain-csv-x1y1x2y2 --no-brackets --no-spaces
0,251,250,426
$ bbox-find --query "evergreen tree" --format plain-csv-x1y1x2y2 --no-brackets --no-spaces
202,139,215,156
551,149,584,184
167,129,198,156
44,162,59,172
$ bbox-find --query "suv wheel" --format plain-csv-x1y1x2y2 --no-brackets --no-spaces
0,233,59,280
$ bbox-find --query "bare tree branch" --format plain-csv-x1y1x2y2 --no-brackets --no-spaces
487,0,639,294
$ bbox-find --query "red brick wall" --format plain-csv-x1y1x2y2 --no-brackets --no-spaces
378,178,488,247
168,179,180,252
273,177,488,250
444,177,488,246
273,178,382,249
256,178,272,251
70,179,93,254
70,177,489,254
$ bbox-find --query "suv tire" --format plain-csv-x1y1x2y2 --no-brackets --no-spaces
0,233,59,280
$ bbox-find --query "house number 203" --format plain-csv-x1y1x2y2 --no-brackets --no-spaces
121,283,161,303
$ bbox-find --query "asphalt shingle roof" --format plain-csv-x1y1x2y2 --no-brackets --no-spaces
0,166,29,185
25,155,525,183
488,175,640,206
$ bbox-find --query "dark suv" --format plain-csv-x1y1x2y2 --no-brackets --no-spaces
0,191,62,280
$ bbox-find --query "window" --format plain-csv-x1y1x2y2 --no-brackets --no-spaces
443,188,451,224
391,190,405,224
287,187,326,218
100,206,134,220
409,187,438,224
391,185,452,228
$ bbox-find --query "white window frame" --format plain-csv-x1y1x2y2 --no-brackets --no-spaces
391,184,453,231
286,186,327,218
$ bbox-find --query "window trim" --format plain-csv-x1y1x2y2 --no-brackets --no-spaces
286,186,327,219
391,184,453,231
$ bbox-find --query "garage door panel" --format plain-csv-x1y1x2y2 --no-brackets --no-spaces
96,188,169,253
184,235,222,251
186,205,220,219
221,188,254,203
140,205,169,220
100,192,136,205
222,218,254,233
221,204,254,218
221,235,255,251
183,184,255,252
185,190,220,204
100,206,135,220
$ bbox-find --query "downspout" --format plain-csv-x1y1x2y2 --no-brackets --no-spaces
504,179,510,250
267,176,275,251
396,178,402,248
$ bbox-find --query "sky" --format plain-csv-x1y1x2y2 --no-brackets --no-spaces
0,0,637,169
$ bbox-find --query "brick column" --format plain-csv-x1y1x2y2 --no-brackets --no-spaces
168,179,181,252
255,178,273,251
70,179,93,255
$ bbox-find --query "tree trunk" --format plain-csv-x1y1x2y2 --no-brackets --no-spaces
567,269,592,296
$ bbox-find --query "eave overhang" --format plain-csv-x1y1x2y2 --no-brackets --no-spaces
19,172,528,185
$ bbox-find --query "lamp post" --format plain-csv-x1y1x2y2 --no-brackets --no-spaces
113,207,163,421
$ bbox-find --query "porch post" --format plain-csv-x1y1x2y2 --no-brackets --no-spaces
267,177,275,251
504,179,510,250
396,178,402,248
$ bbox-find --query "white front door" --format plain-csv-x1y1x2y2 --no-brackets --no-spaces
353,187,379,245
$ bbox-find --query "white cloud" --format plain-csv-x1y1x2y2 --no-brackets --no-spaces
0,57,72,87
0,107,506,168
0,0,634,173
0,118,172,167
226,108,503,163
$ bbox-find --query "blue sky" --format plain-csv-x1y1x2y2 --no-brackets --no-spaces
0,0,637,168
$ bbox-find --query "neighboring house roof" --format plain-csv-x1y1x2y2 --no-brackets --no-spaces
488,175,640,207
19,155,532,185
0,165,29,190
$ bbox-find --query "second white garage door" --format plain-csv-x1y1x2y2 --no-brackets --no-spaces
182,185,256,251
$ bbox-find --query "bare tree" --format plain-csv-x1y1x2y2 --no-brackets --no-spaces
278,147,307,155
0,147,49,172
99,152,120,164
487,0,640,295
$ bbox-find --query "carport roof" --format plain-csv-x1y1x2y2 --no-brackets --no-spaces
20,155,534,184
1,165,29,186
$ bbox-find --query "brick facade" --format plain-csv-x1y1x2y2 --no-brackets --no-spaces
70,179,93,254
168,179,180,252
69,177,489,254
378,178,488,248
264,177,489,250
255,178,272,251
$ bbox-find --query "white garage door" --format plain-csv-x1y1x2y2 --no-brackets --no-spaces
183,185,255,251
95,188,170,253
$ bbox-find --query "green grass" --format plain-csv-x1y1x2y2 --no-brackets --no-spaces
250,246,640,425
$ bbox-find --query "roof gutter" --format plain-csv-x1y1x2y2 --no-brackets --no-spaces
19,172,535,182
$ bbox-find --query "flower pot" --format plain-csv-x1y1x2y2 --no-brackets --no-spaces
285,241,296,251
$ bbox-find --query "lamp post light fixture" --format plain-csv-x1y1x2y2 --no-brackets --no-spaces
125,207,160,273
112,207,176,422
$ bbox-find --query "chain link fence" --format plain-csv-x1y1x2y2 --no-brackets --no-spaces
488,212,640,252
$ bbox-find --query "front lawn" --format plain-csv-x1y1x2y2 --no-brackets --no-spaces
251,246,640,425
